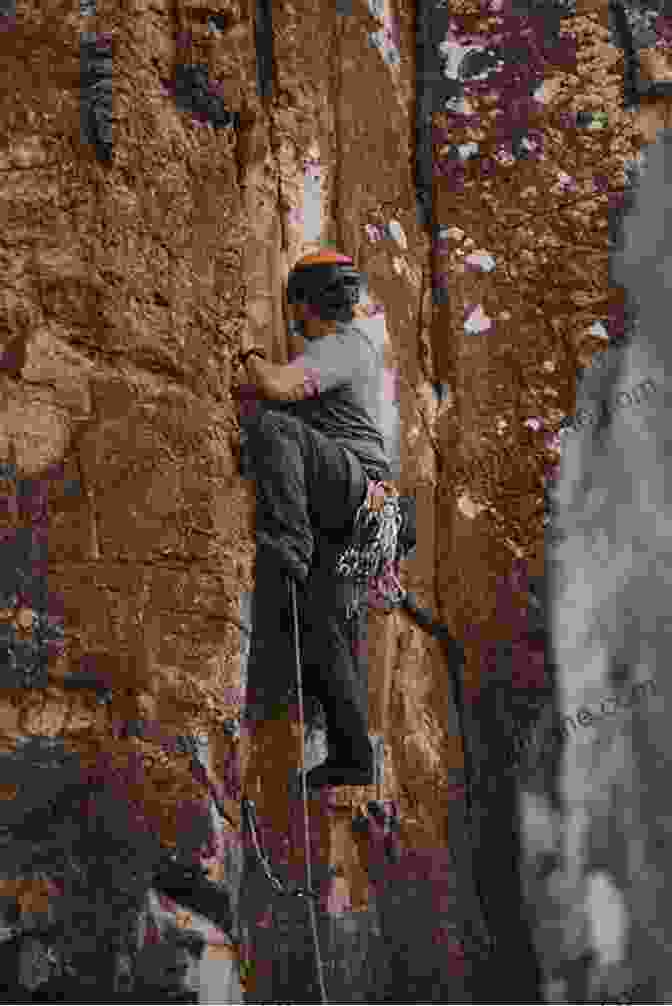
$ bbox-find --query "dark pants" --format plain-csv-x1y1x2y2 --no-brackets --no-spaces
242,405,371,764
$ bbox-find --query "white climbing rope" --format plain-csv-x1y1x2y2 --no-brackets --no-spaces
289,576,330,1005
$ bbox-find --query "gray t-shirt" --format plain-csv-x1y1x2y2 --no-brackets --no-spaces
286,314,396,481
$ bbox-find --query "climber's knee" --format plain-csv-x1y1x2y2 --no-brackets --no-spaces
255,408,304,444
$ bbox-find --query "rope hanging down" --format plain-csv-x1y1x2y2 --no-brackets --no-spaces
240,578,329,1004
289,575,329,1005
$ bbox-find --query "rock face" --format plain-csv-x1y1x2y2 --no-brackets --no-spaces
6,0,665,1003
536,130,672,1004
0,1,479,1001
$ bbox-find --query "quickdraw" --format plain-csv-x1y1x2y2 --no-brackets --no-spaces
336,481,402,581
336,481,407,619
241,797,320,901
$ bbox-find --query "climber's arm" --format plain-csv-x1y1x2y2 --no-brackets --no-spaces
244,355,320,402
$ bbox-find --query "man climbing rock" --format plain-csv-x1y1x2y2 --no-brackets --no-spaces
238,249,395,788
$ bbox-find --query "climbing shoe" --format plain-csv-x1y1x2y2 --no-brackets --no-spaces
350,801,402,863
305,753,374,789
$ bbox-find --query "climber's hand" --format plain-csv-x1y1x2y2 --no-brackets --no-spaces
239,327,257,356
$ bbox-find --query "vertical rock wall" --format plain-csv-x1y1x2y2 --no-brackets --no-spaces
0,0,480,1002
7,0,664,1002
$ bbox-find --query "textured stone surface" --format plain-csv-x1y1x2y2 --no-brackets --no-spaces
0,1,463,998
4,0,663,1002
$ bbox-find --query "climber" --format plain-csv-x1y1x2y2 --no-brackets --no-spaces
238,249,394,788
